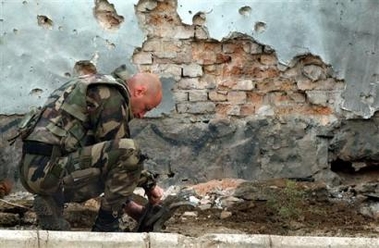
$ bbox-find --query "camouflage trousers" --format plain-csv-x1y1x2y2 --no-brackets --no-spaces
19,138,143,212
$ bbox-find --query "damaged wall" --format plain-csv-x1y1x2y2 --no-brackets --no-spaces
1,0,143,114
177,0,379,118
1,0,379,189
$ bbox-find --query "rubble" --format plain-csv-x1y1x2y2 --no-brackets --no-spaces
1,178,379,237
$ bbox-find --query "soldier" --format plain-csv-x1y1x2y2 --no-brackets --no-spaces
17,65,164,231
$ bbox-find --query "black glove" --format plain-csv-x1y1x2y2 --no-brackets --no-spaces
91,208,120,232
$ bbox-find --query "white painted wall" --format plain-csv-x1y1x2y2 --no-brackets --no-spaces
1,0,142,114
2,0,379,118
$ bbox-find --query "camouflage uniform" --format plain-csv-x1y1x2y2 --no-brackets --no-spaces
19,72,153,231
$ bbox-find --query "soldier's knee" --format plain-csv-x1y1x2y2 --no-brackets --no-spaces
122,150,141,167
26,174,60,195
20,169,58,195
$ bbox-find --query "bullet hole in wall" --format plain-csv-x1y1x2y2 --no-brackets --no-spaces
93,0,124,31
254,21,266,33
73,60,97,76
239,6,252,17
105,39,116,49
192,12,206,26
37,15,53,29
13,29,18,34
29,88,43,98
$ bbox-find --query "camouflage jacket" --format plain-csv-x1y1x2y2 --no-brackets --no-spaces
24,72,157,193
26,74,133,152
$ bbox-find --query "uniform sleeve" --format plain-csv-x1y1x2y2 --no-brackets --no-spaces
86,85,131,142
137,169,157,191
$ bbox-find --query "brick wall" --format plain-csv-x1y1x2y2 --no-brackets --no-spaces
133,1,345,123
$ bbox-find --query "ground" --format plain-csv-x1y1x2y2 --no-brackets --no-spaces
1,178,379,238
165,202,371,238
162,178,379,238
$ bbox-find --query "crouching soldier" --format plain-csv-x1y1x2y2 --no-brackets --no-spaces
16,65,164,231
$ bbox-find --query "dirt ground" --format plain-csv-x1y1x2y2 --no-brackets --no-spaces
1,178,379,238
162,179,379,238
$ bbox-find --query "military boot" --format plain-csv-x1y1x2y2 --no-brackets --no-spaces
33,195,71,230
92,208,121,232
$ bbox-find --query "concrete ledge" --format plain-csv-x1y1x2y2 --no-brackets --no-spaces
0,230,147,248
270,235,379,248
0,230,379,248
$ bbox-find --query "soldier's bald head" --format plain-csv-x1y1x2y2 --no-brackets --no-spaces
130,73,162,99
127,72,162,118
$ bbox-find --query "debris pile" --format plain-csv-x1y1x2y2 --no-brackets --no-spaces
1,178,379,237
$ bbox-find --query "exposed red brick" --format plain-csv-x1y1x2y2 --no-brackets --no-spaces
147,13,165,25
261,68,280,78
216,54,232,63
276,105,332,116
259,54,277,66
133,16,342,120
154,0,176,12
246,92,263,106
240,104,256,116
144,1,180,27
204,64,221,75
209,91,227,101
218,78,237,89
268,92,294,107
227,91,246,103
256,79,297,92
222,43,238,54
162,41,181,52
215,103,235,116
225,66,243,77
224,63,280,79
308,106,333,115
192,42,224,65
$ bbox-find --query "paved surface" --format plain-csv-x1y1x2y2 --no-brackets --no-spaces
0,230,379,248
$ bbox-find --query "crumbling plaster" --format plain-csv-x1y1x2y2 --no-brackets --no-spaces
1,0,379,118
177,0,379,118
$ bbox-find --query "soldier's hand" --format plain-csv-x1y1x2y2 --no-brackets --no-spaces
146,185,164,205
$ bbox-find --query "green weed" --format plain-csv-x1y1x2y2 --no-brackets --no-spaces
267,180,306,220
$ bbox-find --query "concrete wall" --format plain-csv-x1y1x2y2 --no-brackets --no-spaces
1,0,379,188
